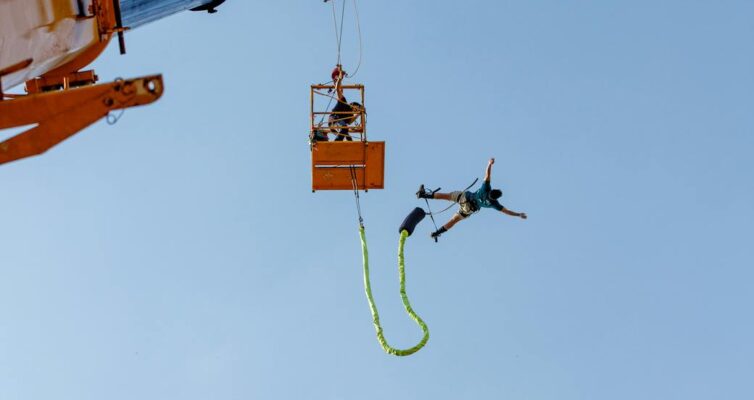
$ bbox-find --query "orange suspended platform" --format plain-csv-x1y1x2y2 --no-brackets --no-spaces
310,83,385,191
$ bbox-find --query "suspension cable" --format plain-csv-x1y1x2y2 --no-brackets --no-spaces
348,0,364,78
338,0,346,66
330,0,347,65
330,0,341,65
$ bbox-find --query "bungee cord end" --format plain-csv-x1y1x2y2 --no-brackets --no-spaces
399,207,426,236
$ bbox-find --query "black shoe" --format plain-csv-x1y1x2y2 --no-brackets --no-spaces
417,184,436,199
416,184,427,199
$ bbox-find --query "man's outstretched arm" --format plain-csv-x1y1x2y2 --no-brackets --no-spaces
484,157,495,182
501,206,527,219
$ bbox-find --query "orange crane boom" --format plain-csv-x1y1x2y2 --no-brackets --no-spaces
0,0,221,166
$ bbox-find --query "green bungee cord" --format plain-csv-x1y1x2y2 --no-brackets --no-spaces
358,216,430,356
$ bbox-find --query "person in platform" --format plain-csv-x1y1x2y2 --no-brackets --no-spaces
328,64,364,141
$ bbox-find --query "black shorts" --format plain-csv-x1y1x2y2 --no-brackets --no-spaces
449,191,476,218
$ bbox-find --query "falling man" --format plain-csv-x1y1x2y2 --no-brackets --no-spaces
417,158,527,239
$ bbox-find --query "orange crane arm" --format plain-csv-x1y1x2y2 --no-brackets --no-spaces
0,75,163,166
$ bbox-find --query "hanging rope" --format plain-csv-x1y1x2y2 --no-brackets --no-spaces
327,0,362,77
330,0,346,65
349,165,364,227
338,0,346,64
359,227,430,356
348,0,364,78
330,0,340,64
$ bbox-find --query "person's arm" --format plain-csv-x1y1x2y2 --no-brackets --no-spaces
484,157,495,182
501,206,527,219
334,65,345,100
335,79,344,100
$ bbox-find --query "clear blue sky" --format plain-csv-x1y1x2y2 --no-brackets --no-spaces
2,1,753,399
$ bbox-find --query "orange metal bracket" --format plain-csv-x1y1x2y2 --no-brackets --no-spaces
0,75,163,166
25,70,99,94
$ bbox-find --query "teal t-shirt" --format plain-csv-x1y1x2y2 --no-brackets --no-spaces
468,181,504,211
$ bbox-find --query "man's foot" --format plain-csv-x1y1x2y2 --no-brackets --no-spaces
430,226,447,240
417,184,428,199
416,184,436,199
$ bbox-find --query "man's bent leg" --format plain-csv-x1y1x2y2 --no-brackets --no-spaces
444,213,465,230
432,213,465,238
